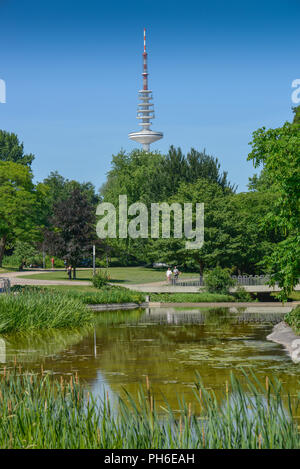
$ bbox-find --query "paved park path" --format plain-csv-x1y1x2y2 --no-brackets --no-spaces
1,269,300,296
0,270,91,286
1,270,299,310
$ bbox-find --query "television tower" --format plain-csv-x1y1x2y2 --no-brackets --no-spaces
128,29,163,151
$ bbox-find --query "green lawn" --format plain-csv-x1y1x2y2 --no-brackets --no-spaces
19,266,199,284
0,269,9,274
271,291,300,301
287,291,300,301
40,285,101,293
0,266,18,274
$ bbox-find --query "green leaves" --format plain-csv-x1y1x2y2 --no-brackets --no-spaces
0,161,42,265
44,188,96,270
247,115,300,301
0,130,34,166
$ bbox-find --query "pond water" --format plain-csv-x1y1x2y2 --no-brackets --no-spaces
0,306,299,413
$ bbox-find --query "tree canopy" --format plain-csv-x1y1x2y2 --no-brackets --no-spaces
247,110,300,300
0,130,34,166
44,188,97,278
0,161,44,266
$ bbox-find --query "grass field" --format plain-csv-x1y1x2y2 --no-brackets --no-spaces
18,266,199,284
0,267,18,274
284,291,300,301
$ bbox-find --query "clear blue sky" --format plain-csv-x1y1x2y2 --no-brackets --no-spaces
0,0,299,192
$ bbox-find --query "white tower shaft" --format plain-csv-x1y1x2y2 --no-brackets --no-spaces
128,29,163,151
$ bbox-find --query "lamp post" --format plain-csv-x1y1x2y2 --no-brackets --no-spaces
93,244,96,277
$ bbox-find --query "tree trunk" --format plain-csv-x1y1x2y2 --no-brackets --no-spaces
199,260,204,276
0,235,7,267
73,267,76,279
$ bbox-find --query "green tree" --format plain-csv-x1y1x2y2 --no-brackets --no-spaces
43,171,100,212
44,188,96,278
100,146,235,266
101,149,165,205
292,105,300,125
12,241,40,270
101,146,235,207
146,180,277,275
0,130,34,166
0,161,43,266
247,114,300,301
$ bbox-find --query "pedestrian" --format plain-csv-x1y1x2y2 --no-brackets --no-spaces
67,265,72,280
166,267,172,284
51,257,55,269
64,259,67,271
173,266,180,283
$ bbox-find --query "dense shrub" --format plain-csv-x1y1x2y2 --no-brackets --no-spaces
233,285,253,302
284,306,300,334
91,270,110,288
151,292,234,302
203,266,235,294
3,253,65,269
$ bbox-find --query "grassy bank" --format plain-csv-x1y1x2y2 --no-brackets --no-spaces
0,366,298,449
12,285,145,305
284,305,300,334
150,292,245,303
0,285,146,333
64,286,145,305
0,290,95,333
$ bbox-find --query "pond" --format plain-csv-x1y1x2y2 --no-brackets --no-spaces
0,306,299,413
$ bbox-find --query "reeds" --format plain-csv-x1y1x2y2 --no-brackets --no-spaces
0,291,95,333
66,286,145,305
11,285,145,306
0,366,299,449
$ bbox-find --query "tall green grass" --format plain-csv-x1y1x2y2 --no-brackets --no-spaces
65,286,145,305
0,290,94,333
0,366,298,449
151,292,235,303
11,285,145,305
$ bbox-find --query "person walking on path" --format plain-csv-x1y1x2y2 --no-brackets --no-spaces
51,257,55,269
67,265,72,280
166,267,172,284
173,266,181,283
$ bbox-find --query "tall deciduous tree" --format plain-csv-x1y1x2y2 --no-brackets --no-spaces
247,113,300,300
43,171,100,209
146,179,276,274
0,130,34,166
44,188,96,278
0,161,43,266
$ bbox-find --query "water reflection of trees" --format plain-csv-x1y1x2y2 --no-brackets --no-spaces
1,326,93,363
0,309,145,365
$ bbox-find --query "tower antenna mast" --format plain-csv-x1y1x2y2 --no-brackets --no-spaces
128,29,163,152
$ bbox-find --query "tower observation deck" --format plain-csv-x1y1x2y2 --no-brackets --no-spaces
128,29,163,152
